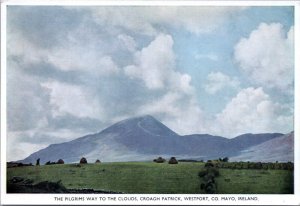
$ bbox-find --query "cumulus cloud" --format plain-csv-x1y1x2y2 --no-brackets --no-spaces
234,23,294,91
215,87,293,137
118,34,137,52
48,50,120,75
124,34,175,89
45,26,120,75
123,33,205,134
7,31,45,65
204,72,240,94
5,6,294,161
6,61,51,131
86,7,245,35
137,92,207,135
41,81,105,119
8,9,120,77
124,33,194,94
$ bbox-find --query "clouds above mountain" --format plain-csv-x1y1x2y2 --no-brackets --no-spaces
124,34,194,95
124,34,176,90
41,81,105,119
215,87,292,137
234,23,294,91
5,6,294,161
204,72,240,94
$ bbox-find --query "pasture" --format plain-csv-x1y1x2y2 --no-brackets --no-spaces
7,162,293,194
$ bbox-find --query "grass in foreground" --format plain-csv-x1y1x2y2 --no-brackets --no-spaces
7,162,293,194
217,168,293,194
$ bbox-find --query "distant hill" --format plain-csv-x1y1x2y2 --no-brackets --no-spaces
19,115,287,164
230,132,294,162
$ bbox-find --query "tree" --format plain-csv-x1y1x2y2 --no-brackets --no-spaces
36,158,40,166
223,157,229,162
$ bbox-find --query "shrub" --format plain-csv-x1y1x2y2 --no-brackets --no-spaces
254,162,262,169
198,166,220,194
205,173,216,181
204,162,214,168
262,163,268,170
208,167,220,177
287,162,294,170
223,157,229,162
198,170,207,177
34,180,68,193
200,183,205,190
45,161,56,165
205,182,216,194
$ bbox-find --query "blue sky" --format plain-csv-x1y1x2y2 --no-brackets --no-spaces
173,6,294,114
6,6,294,160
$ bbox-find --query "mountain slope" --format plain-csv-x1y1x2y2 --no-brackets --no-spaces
227,133,284,155
20,115,286,164
230,132,294,162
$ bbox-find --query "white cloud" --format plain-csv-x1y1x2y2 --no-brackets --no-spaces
138,92,182,116
124,33,175,89
124,33,194,94
46,43,120,76
7,138,48,162
171,72,194,95
234,23,294,90
124,33,204,135
7,128,93,161
85,7,245,36
41,81,104,119
6,61,52,131
215,87,293,137
8,21,120,77
204,72,240,94
138,92,206,135
7,31,47,65
118,34,137,52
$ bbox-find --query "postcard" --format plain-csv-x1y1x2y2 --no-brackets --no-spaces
1,0,299,205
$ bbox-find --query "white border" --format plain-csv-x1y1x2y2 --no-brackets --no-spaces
1,0,8,202
1,1,299,205
0,0,298,6
294,0,300,200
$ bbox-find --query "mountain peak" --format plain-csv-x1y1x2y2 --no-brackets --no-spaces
140,114,156,119
126,114,158,122
97,114,177,138
19,114,292,164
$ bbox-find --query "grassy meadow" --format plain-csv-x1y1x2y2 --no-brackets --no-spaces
7,162,293,194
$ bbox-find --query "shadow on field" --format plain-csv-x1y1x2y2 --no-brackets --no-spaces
7,176,121,194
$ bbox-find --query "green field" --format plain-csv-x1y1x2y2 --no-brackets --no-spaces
7,162,293,194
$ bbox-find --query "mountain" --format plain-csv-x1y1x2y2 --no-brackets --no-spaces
230,132,294,162
20,115,286,164
226,133,284,156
